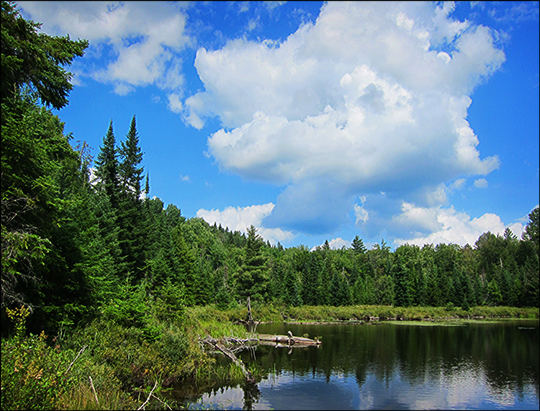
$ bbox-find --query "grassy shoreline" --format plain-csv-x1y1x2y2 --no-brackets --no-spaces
200,304,539,326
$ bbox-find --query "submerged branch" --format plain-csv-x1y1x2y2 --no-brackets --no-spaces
202,335,255,383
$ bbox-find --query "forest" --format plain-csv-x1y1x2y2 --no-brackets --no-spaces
1,1,539,409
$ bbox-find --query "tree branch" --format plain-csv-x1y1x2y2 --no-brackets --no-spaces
137,380,159,410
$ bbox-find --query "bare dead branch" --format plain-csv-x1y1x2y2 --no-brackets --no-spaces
66,345,87,373
137,380,159,410
89,375,99,405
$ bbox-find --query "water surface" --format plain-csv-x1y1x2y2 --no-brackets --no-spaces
183,320,539,410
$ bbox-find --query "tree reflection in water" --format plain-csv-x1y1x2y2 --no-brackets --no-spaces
176,320,538,410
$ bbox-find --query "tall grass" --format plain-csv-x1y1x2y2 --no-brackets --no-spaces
186,304,539,324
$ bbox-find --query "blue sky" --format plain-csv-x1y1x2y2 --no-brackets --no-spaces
17,1,539,250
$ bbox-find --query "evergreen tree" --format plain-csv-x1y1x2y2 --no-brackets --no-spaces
301,252,323,305
119,116,144,200
283,265,302,307
352,277,366,305
2,1,88,316
522,207,539,249
486,278,503,306
117,116,146,278
351,235,367,254
318,256,334,305
193,255,214,305
374,275,394,305
450,269,465,307
215,283,233,310
94,121,120,208
1,1,88,111
392,256,409,307
234,226,269,302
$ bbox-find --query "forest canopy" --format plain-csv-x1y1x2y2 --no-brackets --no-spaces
1,0,539,338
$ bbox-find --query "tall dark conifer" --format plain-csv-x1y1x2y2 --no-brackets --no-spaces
119,116,144,200
94,121,119,208
117,116,146,279
234,225,268,302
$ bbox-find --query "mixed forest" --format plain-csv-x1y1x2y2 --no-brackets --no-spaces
1,2,539,409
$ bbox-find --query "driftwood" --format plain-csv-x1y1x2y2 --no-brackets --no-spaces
202,336,255,383
257,333,321,346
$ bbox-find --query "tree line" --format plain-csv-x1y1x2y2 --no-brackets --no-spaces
1,0,539,338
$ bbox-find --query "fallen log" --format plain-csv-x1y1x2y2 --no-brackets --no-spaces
257,333,321,346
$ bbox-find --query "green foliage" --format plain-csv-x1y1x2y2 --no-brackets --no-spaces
1,1,88,110
1,307,74,410
215,284,233,310
351,235,367,254
522,206,539,249
234,225,269,302
486,279,503,306
374,275,394,305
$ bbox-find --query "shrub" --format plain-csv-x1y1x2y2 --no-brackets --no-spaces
1,307,74,410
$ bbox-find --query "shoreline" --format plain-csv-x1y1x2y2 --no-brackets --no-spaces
249,316,539,326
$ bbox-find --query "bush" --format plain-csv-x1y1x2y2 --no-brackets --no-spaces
1,307,74,410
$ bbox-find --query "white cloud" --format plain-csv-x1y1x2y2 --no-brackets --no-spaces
264,1,287,12
179,174,190,182
18,1,189,94
394,204,525,247
196,203,295,245
354,197,369,224
311,237,351,251
450,178,467,190
183,2,504,236
328,238,351,250
168,93,184,114
473,178,488,188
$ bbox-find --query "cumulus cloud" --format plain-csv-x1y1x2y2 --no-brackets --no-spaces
196,203,295,245
182,2,505,238
393,204,525,247
18,1,189,94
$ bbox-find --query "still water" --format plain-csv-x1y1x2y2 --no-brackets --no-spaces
183,320,539,410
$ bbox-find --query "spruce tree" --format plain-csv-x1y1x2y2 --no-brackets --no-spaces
392,256,409,307
119,116,144,200
117,116,146,279
283,266,302,307
235,225,269,302
94,121,120,208
352,235,367,254
301,252,323,305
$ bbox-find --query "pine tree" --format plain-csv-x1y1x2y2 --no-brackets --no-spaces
283,265,302,307
235,225,269,302
352,235,367,254
301,252,323,305
392,256,409,307
94,121,120,208
119,116,144,200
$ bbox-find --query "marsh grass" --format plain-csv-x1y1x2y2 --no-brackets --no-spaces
187,304,539,324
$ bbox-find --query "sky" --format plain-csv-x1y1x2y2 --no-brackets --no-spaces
17,1,539,251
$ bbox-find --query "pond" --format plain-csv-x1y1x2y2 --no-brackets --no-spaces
179,320,539,410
